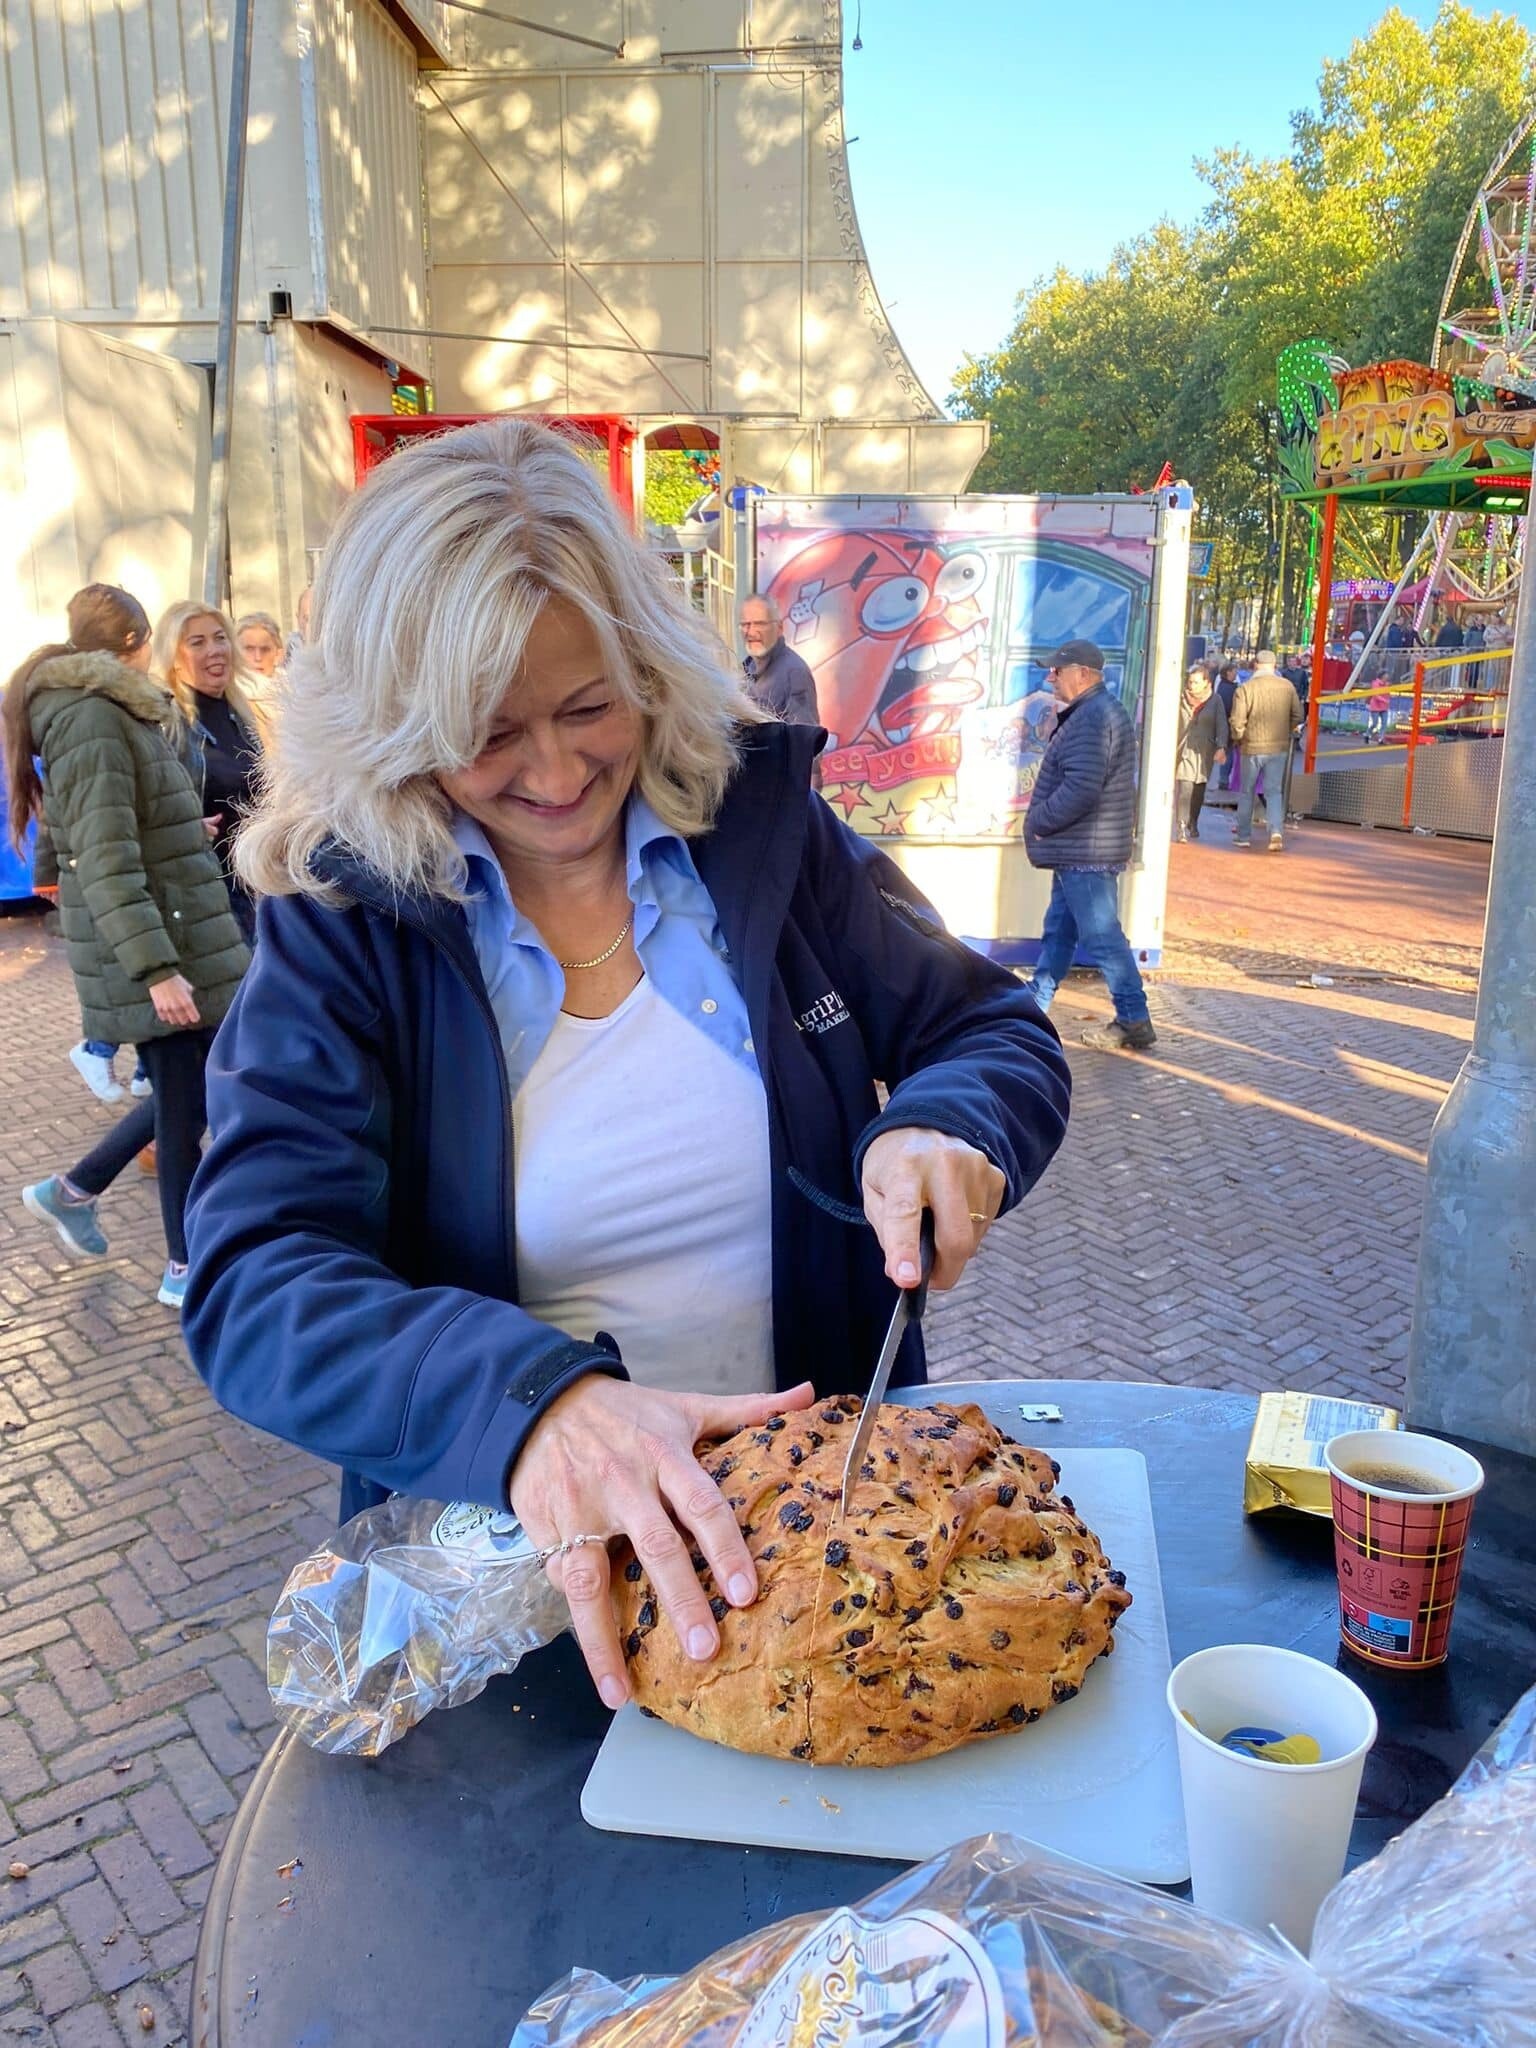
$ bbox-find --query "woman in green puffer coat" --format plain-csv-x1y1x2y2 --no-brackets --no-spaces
3,584,249,1308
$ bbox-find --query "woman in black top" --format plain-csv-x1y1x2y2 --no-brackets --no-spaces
154,604,264,945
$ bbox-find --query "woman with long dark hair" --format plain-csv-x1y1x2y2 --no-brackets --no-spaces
4,584,249,1307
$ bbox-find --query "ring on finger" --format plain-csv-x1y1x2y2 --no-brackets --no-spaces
533,1530,606,1568
969,1211,991,1225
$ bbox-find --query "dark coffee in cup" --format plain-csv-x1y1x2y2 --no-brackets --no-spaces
1324,1430,1485,1668
1338,1463,1444,1495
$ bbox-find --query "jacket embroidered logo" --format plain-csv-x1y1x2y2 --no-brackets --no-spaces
796,990,851,1035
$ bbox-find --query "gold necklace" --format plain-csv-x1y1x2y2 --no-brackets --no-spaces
556,909,635,972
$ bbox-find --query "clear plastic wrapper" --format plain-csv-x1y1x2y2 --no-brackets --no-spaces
267,1496,568,1756
511,1681,1536,2047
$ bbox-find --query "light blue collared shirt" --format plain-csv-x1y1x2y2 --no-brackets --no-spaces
450,797,758,1097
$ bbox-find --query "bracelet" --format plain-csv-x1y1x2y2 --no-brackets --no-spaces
532,1531,606,1568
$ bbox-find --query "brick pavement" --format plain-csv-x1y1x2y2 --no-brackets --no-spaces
0,815,1485,2043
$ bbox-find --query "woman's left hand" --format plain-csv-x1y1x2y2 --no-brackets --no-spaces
861,1127,1005,1293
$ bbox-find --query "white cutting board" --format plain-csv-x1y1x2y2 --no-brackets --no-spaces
582,1437,1188,1883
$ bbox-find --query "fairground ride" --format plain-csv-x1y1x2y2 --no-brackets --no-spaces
1278,112,1536,662
1272,113,1536,838
1425,110,1536,618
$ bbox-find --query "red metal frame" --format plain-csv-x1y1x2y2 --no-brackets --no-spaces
1304,491,1338,774
349,413,637,506
1402,659,1427,826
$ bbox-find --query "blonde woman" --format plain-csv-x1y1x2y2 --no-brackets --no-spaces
235,611,284,679
155,603,263,944
183,420,1069,1711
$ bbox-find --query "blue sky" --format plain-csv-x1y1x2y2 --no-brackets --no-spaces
842,0,1536,406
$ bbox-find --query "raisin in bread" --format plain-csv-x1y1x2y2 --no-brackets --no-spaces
611,1397,1131,1767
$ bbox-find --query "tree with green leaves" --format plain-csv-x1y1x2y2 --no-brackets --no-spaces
951,3,1536,645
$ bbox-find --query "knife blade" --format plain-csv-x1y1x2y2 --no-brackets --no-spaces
839,1212,937,1521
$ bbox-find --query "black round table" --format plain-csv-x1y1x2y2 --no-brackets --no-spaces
191,1382,1536,2047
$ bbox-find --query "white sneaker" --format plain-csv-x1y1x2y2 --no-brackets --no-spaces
130,1072,153,1098
69,1044,124,1104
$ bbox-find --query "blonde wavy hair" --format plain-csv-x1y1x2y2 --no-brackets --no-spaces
154,602,263,731
238,418,758,902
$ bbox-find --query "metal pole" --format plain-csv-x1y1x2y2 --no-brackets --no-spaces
203,0,258,608
1344,519,1435,696
1408,565,1536,1455
1304,491,1337,774
1401,659,1426,828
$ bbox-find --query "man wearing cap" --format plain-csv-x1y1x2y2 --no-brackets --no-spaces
1229,650,1302,851
1023,640,1155,1052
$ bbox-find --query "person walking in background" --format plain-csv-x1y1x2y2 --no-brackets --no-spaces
4,585,249,1307
1229,649,1302,851
1174,664,1227,840
1365,675,1392,744
1023,639,1155,1052
739,594,820,727
235,612,284,681
284,587,312,668
1213,659,1242,791
1433,608,1465,695
1463,619,1485,694
156,604,264,946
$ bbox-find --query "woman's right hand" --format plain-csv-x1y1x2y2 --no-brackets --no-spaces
511,1373,816,1709
149,974,201,1028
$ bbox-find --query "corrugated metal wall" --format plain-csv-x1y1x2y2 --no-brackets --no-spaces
0,0,231,317
0,0,425,356
305,0,426,350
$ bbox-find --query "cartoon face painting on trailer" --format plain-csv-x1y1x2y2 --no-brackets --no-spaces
764,531,990,810
182,419,1070,1713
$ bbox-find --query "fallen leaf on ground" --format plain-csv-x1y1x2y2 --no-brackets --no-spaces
817,1796,841,1813
102,1928,121,1948
275,1857,301,1878
7,1861,28,1880
110,1758,133,1774
137,2004,155,2031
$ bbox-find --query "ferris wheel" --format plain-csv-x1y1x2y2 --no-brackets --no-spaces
1428,111,1536,612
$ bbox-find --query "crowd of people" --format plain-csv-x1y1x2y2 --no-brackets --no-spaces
1175,651,1303,851
3,584,308,1304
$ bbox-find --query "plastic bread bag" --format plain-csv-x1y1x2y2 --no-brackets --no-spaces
267,1496,569,1756
510,1679,1536,2047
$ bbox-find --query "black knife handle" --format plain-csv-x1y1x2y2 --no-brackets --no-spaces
908,1210,937,1324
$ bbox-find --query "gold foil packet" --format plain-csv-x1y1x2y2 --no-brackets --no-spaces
1243,1390,1402,1516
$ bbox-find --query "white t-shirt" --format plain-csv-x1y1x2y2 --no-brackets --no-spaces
512,974,775,1396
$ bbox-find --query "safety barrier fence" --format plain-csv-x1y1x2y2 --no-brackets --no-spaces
1304,647,1511,829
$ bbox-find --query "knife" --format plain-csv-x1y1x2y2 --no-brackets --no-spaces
839,1212,937,1521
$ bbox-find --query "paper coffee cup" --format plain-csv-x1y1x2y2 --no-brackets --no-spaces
1166,1644,1377,1952
1323,1430,1484,1669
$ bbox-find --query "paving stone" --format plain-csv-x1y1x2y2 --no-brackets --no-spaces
88,1842,180,1942
56,1884,149,1998
49,2003,129,2048
17,1947,89,2022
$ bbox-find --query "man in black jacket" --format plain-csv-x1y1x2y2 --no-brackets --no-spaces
740,594,820,726
1022,639,1155,1052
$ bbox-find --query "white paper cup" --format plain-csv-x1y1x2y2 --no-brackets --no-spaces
1166,1643,1377,1952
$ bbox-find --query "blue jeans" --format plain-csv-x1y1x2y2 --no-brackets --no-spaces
1236,751,1287,842
1030,869,1149,1024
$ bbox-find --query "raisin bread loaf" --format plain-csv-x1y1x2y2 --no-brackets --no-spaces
611,1397,1131,1767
